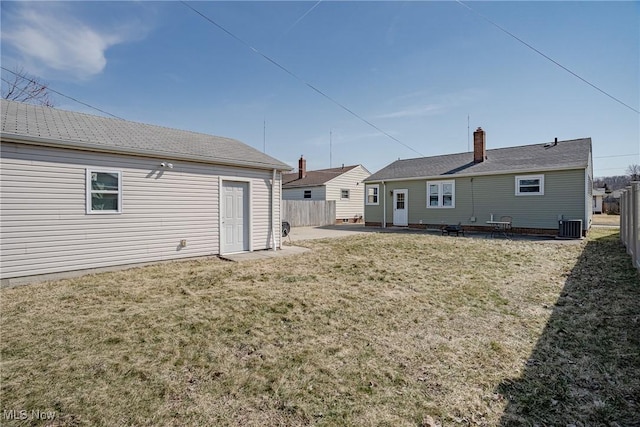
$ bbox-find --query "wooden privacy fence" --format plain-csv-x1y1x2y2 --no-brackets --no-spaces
281,200,336,227
620,182,640,271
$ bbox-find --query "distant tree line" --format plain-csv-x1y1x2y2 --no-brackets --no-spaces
595,164,640,191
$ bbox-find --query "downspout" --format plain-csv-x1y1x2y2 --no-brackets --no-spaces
271,168,277,251
382,181,387,228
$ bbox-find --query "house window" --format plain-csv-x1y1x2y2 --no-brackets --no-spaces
87,169,122,213
365,184,379,205
304,190,311,199
341,189,350,199
427,180,455,208
516,175,544,195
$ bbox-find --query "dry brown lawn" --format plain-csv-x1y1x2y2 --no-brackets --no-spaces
1,228,638,426
592,213,620,226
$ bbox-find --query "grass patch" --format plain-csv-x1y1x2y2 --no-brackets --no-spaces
592,213,620,226
1,229,638,426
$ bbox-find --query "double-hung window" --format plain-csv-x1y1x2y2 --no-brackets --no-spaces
341,189,350,199
87,169,122,213
304,190,311,199
515,175,544,195
365,184,379,205
427,180,455,208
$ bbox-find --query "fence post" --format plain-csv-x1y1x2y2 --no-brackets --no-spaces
624,186,630,255
633,182,640,269
620,182,640,271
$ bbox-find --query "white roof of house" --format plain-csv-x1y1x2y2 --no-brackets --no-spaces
1,99,291,171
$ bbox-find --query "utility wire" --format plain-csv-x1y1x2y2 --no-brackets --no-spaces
594,153,640,159
1,76,32,102
455,0,639,115
180,1,424,157
1,66,124,120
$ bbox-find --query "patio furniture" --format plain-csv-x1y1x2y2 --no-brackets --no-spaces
488,216,512,238
441,222,465,237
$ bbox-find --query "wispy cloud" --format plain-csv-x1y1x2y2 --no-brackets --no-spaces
304,129,392,148
2,3,147,79
374,104,444,119
376,88,486,120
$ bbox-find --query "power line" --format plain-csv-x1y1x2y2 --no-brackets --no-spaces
1,66,123,120
455,0,639,115
594,167,634,172
180,1,424,157
594,153,640,159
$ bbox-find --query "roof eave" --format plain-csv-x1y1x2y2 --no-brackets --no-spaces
363,164,589,183
282,183,327,189
1,133,292,171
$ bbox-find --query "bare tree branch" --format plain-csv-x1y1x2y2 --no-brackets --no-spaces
1,66,55,107
626,164,640,181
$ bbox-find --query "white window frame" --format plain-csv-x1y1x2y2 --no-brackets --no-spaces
86,169,122,214
515,174,544,196
303,190,312,199
426,180,455,208
341,189,350,199
365,184,379,205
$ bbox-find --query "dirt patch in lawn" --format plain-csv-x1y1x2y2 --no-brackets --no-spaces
1,229,637,426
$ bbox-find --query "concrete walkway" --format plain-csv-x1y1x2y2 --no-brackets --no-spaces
284,224,585,244
223,223,587,262
283,224,371,241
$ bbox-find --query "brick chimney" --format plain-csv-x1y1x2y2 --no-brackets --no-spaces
298,155,306,179
473,127,486,163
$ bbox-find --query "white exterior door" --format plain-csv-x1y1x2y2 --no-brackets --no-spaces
393,189,408,226
222,181,249,253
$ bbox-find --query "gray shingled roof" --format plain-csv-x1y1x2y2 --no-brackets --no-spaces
0,99,291,171
282,165,358,188
365,138,592,182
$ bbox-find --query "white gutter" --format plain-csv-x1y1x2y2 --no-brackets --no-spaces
382,181,387,228
271,168,277,251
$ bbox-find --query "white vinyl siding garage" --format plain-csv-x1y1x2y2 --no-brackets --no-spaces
0,142,281,280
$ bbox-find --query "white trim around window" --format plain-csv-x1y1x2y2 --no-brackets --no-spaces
365,184,379,205
515,174,544,196
86,169,122,214
427,180,455,208
341,189,350,199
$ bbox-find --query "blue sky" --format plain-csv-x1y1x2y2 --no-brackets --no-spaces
2,1,638,177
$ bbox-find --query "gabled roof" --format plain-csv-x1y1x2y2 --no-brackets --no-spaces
365,138,592,182
0,99,291,171
283,165,360,188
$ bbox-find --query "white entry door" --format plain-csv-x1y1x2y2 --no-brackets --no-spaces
393,189,408,226
222,181,249,253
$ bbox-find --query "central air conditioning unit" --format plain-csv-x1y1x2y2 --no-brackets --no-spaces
558,219,583,239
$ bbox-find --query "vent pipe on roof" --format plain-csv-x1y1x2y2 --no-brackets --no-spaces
473,127,486,163
298,155,306,179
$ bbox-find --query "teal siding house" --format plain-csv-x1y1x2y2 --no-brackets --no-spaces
363,128,593,236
